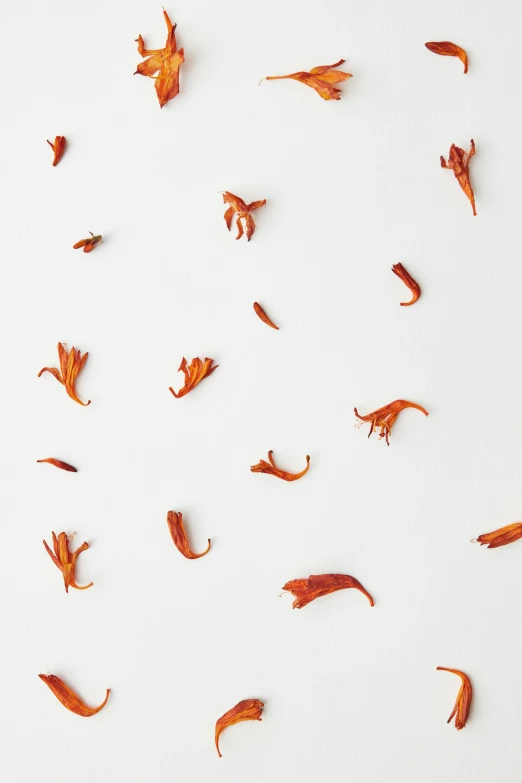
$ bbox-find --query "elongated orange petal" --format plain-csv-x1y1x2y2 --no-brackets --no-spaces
282,573,374,609
215,699,264,757
436,668,472,730
253,302,279,330
425,41,468,73
166,511,211,559
264,60,352,100
391,263,421,306
471,522,522,549
39,674,110,717
47,136,66,166
250,451,310,481
37,458,77,473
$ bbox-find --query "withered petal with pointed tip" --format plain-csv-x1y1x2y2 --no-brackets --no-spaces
264,58,352,100
425,41,468,73
472,522,522,549
391,263,421,306
440,139,476,215
253,302,279,329
47,136,66,166
250,450,310,481
37,458,77,473
282,573,374,609
38,343,91,406
168,356,218,398
135,10,184,108
166,511,211,559
39,674,110,717
222,192,266,241
215,699,264,757
437,667,472,730
354,399,428,445
43,531,93,593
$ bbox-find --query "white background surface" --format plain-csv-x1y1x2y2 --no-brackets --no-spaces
1,0,522,780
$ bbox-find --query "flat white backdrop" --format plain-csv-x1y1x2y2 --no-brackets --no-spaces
1,0,521,780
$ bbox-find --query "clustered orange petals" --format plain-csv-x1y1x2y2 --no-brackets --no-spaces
354,399,428,445
38,342,91,406
391,263,421,306
39,674,110,718
425,41,468,73
223,192,266,241
253,302,279,330
215,698,264,758
43,531,93,593
168,356,218,398
282,573,374,609
437,667,472,730
166,511,211,559
73,232,102,253
47,135,66,166
264,59,352,100
37,458,77,473
250,450,310,481
135,10,184,108
471,522,522,549
440,139,476,215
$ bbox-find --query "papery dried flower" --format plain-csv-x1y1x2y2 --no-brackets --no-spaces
215,698,264,758
167,511,211,559
73,232,102,253
425,41,468,73
282,573,374,609
223,192,266,241
168,357,218,398
39,674,109,717
43,531,93,593
436,667,472,730
391,263,421,306
37,458,77,473
250,450,310,481
471,522,522,549
440,139,476,216
47,136,66,166
253,302,279,330
135,10,184,108
38,342,91,406
264,59,352,100
354,399,428,445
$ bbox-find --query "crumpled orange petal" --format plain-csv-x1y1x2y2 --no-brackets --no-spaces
168,356,218,398
47,136,66,166
166,511,211,559
354,399,428,445
215,698,264,757
39,674,110,717
250,450,310,481
425,41,468,73
471,522,522,549
391,263,421,306
222,192,266,241
37,458,77,473
440,139,476,216
264,59,352,100
282,573,374,609
135,10,184,108
436,667,472,730
253,302,279,329
73,232,102,253
43,531,93,593
38,343,91,406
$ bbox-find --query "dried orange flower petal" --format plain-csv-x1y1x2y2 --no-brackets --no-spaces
250,450,310,481
73,232,102,253
223,192,266,241
38,342,91,406
282,573,374,609
167,511,211,559
354,399,428,445
264,59,352,100
436,667,472,730
135,10,184,108
253,302,279,330
37,458,77,473
425,41,468,73
39,674,109,717
169,356,218,398
47,136,66,166
440,139,476,216
43,531,93,593
215,698,264,757
391,263,421,306
471,522,522,549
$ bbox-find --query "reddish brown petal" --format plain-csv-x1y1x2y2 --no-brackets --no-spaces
391,263,421,306
250,451,310,481
166,511,211,559
47,136,66,166
282,573,374,609
440,140,476,215
37,458,77,473
253,302,279,330
425,41,468,73
471,522,522,549
437,668,472,730
39,674,110,718
215,699,264,757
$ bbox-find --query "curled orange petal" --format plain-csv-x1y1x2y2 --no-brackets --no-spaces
222,192,266,241
215,698,264,757
253,302,279,329
354,399,428,445
135,10,184,108
166,511,211,559
37,458,77,473
440,139,476,216
38,343,91,406
471,522,522,549
47,135,66,166
168,356,218,398
250,450,310,481
264,59,352,100
391,263,421,306
43,531,93,593
425,41,468,73
282,573,374,609
437,667,472,730
39,674,109,717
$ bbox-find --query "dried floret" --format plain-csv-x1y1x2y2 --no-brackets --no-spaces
43,531,93,593
250,450,310,481
135,10,184,108
471,522,522,549
168,357,218,398
354,399,428,445
38,343,91,406
167,511,211,559
440,140,476,215
223,192,266,241
263,59,352,100
215,699,264,757
282,573,374,609
73,232,102,253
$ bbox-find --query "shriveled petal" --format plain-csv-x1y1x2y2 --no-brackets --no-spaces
39,675,110,718
309,58,346,75
282,573,374,609
425,41,468,73
167,511,211,559
215,699,264,757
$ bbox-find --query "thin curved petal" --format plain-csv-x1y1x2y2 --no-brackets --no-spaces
167,511,211,559
215,699,264,757
39,674,110,717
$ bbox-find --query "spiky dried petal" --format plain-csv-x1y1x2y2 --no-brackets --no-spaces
391,263,421,306
222,192,266,241
215,698,264,757
436,667,472,730
250,450,310,481
38,343,91,406
39,674,109,717
43,531,93,593
425,41,468,73
135,10,184,108
282,573,374,609
168,356,218,398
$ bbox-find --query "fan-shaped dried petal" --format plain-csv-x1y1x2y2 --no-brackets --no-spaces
354,399,428,445
436,667,472,730
168,356,218,398
471,522,522,549
264,59,352,100
250,450,310,481
253,302,279,329
166,511,211,559
391,263,421,306
282,573,374,609
215,699,264,757
43,531,93,592
425,41,468,73
135,10,184,108
440,140,476,215
47,136,66,166
38,343,91,406
222,192,266,241
39,674,110,717
37,458,77,473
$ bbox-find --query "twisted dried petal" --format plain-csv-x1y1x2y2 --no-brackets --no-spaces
391,263,421,306
166,511,211,559
47,136,66,166
168,356,218,398
215,698,264,757
425,41,468,73
37,458,77,473
135,10,184,108
440,139,476,216
43,531,93,593
39,674,110,717
436,667,472,730
222,192,266,242
472,522,522,549
354,399,428,445
250,450,310,481
282,573,374,609
253,302,279,330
